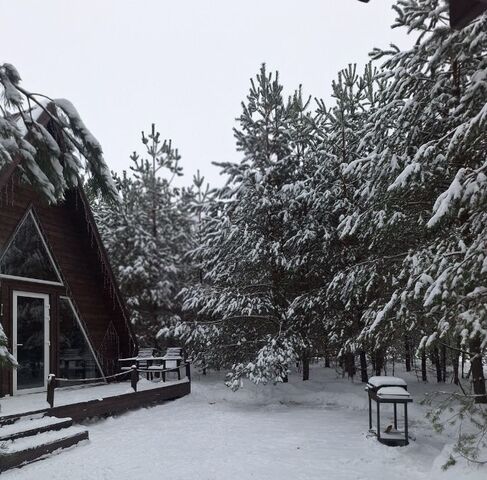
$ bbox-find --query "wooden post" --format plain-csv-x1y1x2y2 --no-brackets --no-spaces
185,362,191,381
393,403,397,430
131,365,139,392
47,374,56,408
177,366,181,381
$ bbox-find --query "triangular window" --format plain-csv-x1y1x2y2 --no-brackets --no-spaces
59,297,104,383
0,210,62,284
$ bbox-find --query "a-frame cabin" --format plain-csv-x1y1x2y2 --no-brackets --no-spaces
0,108,136,397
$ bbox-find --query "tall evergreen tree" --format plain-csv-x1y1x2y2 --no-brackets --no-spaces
347,0,487,400
93,125,194,347
177,66,320,387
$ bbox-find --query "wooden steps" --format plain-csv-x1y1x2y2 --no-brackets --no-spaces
0,415,74,441
0,415,88,472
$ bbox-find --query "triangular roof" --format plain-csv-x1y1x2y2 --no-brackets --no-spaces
0,103,137,352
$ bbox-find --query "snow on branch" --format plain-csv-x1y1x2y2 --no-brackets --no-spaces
0,63,119,203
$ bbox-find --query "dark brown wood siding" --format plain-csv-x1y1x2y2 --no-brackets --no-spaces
0,176,134,396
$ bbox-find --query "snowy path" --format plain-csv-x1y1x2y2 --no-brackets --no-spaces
2,368,485,480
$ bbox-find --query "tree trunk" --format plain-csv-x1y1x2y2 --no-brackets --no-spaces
302,351,310,381
441,344,447,383
359,350,368,383
452,345,460,386
339,356,345,378
470,338,487,404
325,355,330,368
432,347,442,383
374,350,384,376
421,349,428,382
344,352,356,380
405,337,411,372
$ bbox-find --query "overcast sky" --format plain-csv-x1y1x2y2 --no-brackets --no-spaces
1,0,412,187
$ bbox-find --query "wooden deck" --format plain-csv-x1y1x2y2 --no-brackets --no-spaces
0,378,191,424
0,377,191,472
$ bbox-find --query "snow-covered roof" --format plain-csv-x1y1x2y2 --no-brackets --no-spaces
367,376,407,388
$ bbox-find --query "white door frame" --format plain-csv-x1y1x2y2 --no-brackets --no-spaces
12,291,50,395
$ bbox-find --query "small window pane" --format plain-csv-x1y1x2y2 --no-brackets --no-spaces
59,298,102,383
0,212,60,282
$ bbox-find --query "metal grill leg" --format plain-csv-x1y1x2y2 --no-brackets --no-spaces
377,402,381,440
369,395,372,429
404,403,409,445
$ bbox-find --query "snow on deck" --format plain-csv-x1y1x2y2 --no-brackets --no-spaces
0,378,188,417
1,368,484,480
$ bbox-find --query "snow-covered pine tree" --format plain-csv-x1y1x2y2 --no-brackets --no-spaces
178,65,319,387
301,63,385,381
0,63,117,366
92,125,194,348
349,0,487,399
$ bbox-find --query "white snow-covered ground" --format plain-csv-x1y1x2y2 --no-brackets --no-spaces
2,366,486,480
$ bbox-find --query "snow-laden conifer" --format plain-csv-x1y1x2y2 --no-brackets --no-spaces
92,125,194,347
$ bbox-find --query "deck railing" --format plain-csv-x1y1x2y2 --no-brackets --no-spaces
47,361,191,408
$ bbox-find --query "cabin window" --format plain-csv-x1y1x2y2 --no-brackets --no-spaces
0,211,62,284
59,297,103,383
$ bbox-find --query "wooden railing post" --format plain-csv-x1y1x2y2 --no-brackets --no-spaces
47,374,56,408
131,365,139,392
185,362,191,381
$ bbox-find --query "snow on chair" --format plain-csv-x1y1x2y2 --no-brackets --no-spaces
119,347,162,380
161,347,184,380
366,376,413,446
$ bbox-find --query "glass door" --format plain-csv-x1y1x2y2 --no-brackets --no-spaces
13,291,50,394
